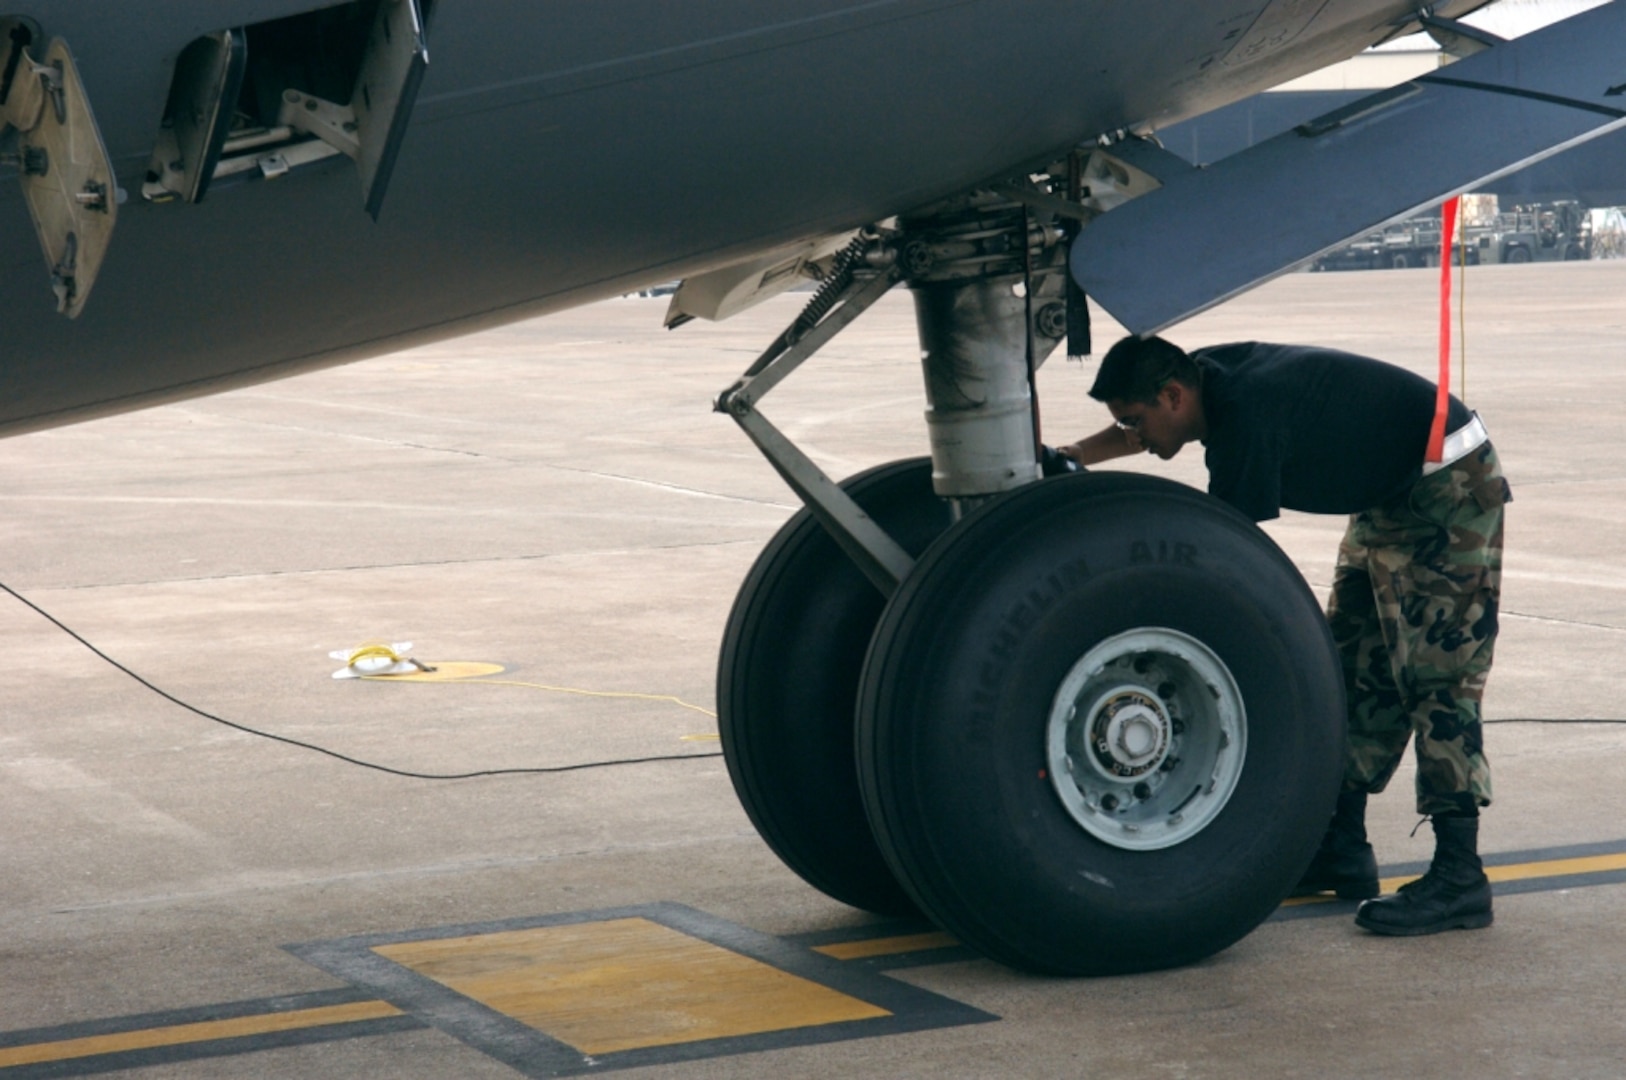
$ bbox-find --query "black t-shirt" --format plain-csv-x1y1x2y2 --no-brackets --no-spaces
1195,342,1471,522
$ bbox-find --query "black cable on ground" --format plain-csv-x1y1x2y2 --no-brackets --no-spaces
7,581,1620,778
0,579,723,780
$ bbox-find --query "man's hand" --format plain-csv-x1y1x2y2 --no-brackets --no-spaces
1040,444,1083,476
1058,424,1144,467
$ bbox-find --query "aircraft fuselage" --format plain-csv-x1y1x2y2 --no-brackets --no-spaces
0,0,1450,435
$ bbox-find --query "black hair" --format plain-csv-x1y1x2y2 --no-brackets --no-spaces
1088,335,1202,403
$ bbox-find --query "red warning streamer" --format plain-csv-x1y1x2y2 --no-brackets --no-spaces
1427,195,1461,463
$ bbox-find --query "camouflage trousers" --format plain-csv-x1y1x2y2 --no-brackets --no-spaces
1325,440,1510,816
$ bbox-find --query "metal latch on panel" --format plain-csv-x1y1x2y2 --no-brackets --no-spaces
1,22,121,317
277,0,428,219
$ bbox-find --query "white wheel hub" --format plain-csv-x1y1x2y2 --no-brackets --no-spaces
1046,628,1246,851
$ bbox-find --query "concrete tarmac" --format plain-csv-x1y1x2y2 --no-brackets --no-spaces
3,261,1625,1078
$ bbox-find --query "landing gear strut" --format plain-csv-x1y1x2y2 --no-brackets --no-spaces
715,186,1344,975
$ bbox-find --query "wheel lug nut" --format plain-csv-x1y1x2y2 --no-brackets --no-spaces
1172,719,1185,735
1133,782,1151,799
1100,793,1119,811
1158,681,1176,698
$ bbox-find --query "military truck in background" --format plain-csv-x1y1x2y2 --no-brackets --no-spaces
1468,200,1591,264
1311,220,1439,271
1312,196,1595,270
1310,230,1388,271
1377,217,1443,268
1311,194,1493,271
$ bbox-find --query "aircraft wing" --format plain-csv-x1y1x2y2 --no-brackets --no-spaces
1071,0,1626,337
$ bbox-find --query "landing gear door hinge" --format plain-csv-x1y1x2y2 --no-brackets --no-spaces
2,33,119,317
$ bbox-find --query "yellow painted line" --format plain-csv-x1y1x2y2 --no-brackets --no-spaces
374,917,889,1056
1482,851,1626,883
0,1000,402,1069
1284,851,1626,907
812,931,960,960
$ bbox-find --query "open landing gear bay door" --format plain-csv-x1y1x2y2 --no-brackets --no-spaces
152,0,428,220
1072,0,1626,337
351,0,429,220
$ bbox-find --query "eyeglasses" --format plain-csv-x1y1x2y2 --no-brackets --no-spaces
1114,368,1178,434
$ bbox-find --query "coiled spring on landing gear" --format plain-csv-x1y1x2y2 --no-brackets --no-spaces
785,233,871,344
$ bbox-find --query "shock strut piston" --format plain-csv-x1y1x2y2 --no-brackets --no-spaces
898,194,1069,508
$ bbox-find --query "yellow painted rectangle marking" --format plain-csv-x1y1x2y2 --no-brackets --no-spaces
0,1000,402,1068
813,931,959,960
1283,851,1626,907
374,917,890,1055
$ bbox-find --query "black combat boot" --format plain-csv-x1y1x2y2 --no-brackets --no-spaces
1355,813,1492,936
1292,791,1380,900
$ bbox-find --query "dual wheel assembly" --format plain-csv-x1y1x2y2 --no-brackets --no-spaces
719,460,1346,975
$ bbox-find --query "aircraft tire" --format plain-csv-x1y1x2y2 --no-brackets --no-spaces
856,472,1344,974
718,457,951,916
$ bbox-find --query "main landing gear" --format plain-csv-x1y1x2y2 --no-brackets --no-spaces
714,188,1344,975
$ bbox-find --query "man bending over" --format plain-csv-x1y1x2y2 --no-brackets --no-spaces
1062,335,1510,937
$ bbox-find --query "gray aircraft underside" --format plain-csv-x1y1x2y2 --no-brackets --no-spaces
0,0,1495,436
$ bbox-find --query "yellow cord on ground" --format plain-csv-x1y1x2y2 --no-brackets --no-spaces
360,663,717,719
462,678,717,719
